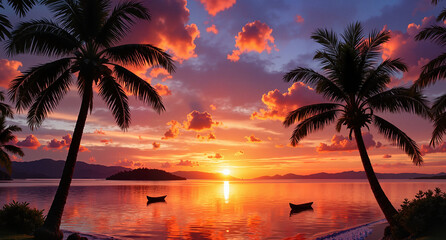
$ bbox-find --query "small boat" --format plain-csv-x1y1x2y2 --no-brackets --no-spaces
289,202,313,210
147,195,167,202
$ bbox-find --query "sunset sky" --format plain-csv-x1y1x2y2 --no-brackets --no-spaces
1,0,446,178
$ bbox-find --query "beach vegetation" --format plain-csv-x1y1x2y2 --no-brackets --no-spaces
0,200,44,235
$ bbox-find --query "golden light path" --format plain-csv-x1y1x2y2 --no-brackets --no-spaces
223,181,230,203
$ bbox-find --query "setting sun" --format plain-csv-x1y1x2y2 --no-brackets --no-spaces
222,169,231,176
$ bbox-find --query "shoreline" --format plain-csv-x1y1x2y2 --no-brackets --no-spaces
314,219,387,240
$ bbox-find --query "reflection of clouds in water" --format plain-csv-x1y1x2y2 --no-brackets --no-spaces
224,181,230,203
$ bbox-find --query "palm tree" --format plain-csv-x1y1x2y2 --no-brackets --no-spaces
414,0,446,146
283,22,430,227
0,91,23,173
6,0,175,239
0,0,39,40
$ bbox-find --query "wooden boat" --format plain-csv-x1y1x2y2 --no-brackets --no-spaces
289,202,313,210
147,195,167,202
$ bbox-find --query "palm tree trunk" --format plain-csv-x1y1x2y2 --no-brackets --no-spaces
34,87,92,240
353,128,398,226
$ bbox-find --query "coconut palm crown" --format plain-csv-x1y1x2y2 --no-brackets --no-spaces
414,0,446,146
6,0,175,239
283,22,430,226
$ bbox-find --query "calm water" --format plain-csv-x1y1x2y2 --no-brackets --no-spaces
1,179,445,239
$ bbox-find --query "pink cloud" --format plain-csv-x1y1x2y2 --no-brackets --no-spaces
114,158,144,168
420,142,446,155
176,159,199,167
44,139,66,150
251,82,323,120
15,135,41,150
0,59,21,88
131,0,200,63
152,141,161,150
154,83,172,96
295,15,304,23
317,133,382,152
245,134,262,143
206,24,219,34
79,145,90,152
162,120,181,140
381,17,443,86
184,111,221,131
383,154,392,159
228,20,277,61
199,0,236,16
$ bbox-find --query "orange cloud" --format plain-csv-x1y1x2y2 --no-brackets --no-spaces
206,24,219,34
79,145,90,152
100,139,113,145
208,153,223,159
152,141,161,150
94,129,106,135
0,59,21,88
89,157,96,163
114,158,144,168
199,0,236,16
420,142,446,155
245,134,261,143
162,120,181,140
228,20,276,61
196,132,216,141
295,15,304,23
251,82,323,120
149,68,172,81
15,135,41,150
317,133,381,152
209,104,216,110
154,83,172,96
234,150,244,156
43,134,72,151
184,111,221,131
176,159,199,167
161,162,171,168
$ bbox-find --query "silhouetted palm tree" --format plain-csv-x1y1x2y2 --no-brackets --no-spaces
0,0,39,40
0,91,22,173
414,0,446,146
283,22,430,227
7,0,175,239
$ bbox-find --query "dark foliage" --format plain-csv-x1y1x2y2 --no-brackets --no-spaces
392,188,446,238
106,168,186,180
0,200,44,234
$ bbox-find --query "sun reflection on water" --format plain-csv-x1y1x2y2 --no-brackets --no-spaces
223,181,229,203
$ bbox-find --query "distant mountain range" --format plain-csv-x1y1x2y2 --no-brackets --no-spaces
107,168,186,181
9,159,130,179
255,171,446,179
2,159,445,180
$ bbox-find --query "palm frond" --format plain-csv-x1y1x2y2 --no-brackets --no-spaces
366,87,431,118
6,0,38,17
437,9,446,22
373,115,423,165
27,70,72,129
289,110,339,146
359,58,408,98
415,25,446,45
0,102,13,118
42,0,83,36
431,112,446,146
8,58,72,112
311,28,339,57
112,64,165,113
283,67,346,101
0,149,12,173
432,94,446,115
96,1,150,47
103,44,175,73
98,75,130,130
341,22,363,49
7,19,79,56
415,52,446,88
0,13,12,40
359,28,390,65
283,103,342,127
3,145,24,157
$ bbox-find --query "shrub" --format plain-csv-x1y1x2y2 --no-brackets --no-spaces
393,188,446,238
0,200,45,234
